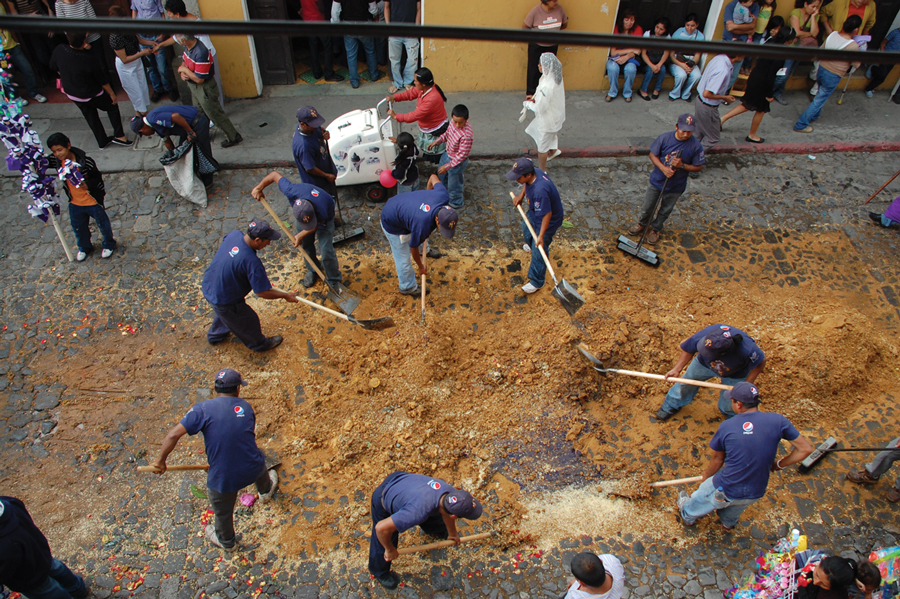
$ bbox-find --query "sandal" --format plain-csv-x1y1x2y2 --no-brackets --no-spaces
388,85,399,93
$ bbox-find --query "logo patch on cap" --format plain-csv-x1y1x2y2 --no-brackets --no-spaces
685,115,693,125
427,480,441,490
217,371,226,379
310,109,318,118
448,495,458,504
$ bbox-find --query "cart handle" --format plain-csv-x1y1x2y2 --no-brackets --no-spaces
376,98,390,120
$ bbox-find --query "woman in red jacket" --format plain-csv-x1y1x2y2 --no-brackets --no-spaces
386,67,448,163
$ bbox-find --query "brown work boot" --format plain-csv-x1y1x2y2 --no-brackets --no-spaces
846,469,880,485
628,223,645,235
888,487,900,503
647,229,661,245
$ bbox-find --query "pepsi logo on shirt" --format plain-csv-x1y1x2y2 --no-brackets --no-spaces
742,422,754,435
419,203,432,213
427,480,441,490
228,246,240,257
234,405,245,417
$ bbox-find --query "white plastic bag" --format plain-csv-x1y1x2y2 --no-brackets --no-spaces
162,144,208,208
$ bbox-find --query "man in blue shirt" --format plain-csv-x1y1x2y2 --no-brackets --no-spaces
380,174,459,295
627,114,705,245
370,471,484,589
292,106,338,194
677,383,812,529
657,324,766,421
507,157,564,295
201,220,298,352
151,369,278,551
251,171,343,290
130,105,216,186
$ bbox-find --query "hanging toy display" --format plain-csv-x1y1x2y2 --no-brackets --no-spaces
0,56,74,261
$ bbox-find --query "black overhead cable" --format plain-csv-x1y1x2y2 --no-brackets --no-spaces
0,16,896,64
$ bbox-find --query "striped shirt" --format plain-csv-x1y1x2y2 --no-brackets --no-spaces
436,121,473,168
10,0,46,15
183,39,213,79
55,0,100,42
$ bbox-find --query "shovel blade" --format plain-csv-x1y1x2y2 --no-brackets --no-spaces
353,316,396,331
617,236,661,267
551,279,585,316
326,282,361,316
577,343,605,369
263,450,281,471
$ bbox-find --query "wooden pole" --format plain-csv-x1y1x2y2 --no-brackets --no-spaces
649,475,703,488
396,532,495,556
48,208,74,262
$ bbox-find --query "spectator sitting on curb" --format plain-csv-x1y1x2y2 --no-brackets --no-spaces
46,132,117,262
722,0,759,90
668,14,704,102
626,113,704,245
820,0,875,36
772,0,821,106
676,382,813,530
0,496,90,599
867,195,900,229
562,552,625,599
604,9,643,103
638,17,671,101
429,104,473,209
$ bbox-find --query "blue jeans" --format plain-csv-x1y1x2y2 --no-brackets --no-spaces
522,221,555,288
68,203,116,253
344,35,379,85
381,223,418,292
640,64,666,94
772,59,797,98
794,67,841,130
140,43,175,93
301,219,341,286
669,63,701,100
388,37,419,88
606,59,637,98
679,477,760,528
7,44,39,96
660,356,746,417
438,153,468,208
397,178,420,195
18,559,87,599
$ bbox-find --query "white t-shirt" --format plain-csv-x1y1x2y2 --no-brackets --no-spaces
564,554,625,599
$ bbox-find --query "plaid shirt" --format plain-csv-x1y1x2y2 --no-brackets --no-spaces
437,122,473,168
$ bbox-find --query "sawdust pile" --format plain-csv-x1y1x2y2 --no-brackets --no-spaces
15,230,900,560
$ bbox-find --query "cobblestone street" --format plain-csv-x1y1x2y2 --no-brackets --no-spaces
2,151,900,599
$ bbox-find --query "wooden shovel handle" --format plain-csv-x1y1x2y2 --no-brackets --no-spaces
512,193,557,281
257,195,328,281
293,293,352,322
650,475,702,488
421,240,427,314
864,167,900,205
137,464,209,472
397,532,495,555
609,369,734,391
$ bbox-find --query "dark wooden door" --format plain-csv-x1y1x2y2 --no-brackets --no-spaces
247,0,296,85
869,0,900,48
626,0,714,33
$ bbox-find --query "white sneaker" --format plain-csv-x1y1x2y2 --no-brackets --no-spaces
258,469,278,503
522,282,541,294
810,83,819,96
32,94,47,103
676,490,690,510
548,149,562,161
101,249,113,258
522,243,531,252
76,251,87,262
19,98,28,106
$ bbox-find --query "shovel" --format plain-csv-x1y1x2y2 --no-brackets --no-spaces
864,166,900,205
421,239,427,325
397,532,495,556
511,194,585,316
137,450,282,473
257,195,361,316
295,294,395,331
577,343,733,391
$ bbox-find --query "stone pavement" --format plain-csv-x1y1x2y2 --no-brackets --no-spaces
2,151,900,599
5,84,900,177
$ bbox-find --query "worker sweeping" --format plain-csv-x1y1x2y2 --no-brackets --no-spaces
150,368,277,552
656,324,766,421
202,220,298,351
369,472,483,589
676,382,813,529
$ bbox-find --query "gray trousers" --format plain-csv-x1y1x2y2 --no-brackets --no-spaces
638,183,685,232
694,96,722,152
207,465,272,547
865,437,900,488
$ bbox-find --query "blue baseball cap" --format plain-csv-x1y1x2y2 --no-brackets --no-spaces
677,113,696,132
726,381,761,405
215,368,248,389
292,199,318,232
296,106,325,127
247,219,282,240
506,157,535,181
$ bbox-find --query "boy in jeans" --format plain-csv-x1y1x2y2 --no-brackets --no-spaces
46,132,117,262
428,104,473,209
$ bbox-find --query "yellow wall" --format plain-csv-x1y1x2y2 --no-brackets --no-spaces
423,0,618,92
197,0,261,98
